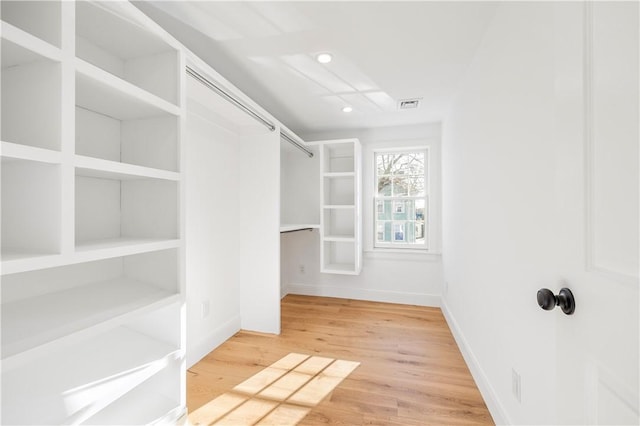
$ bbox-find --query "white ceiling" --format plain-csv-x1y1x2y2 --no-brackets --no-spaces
136,1,498,136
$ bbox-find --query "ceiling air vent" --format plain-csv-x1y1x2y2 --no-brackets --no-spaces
398,98,421,110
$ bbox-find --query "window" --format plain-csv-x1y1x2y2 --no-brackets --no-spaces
374,149,428,249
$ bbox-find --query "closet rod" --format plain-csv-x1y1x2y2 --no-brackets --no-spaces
186,66,276,132
281,131,314,158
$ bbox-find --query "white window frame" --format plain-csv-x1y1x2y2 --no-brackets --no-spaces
373,148,429,250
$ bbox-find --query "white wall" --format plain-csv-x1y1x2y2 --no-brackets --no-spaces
441,3,564,424
280,124,443,306
184,105,242,367
280,146,320,226
238,128,281,334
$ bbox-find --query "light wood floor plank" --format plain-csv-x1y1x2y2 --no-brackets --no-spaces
188,295,493,425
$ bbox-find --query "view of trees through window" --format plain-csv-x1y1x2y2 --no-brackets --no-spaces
375,151,427,248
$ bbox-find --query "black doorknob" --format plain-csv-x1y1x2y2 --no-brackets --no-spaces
537,288,575,315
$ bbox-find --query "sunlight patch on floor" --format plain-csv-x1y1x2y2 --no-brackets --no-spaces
188,353,360,426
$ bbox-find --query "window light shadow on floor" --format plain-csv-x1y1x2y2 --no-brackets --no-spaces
187,353,360,426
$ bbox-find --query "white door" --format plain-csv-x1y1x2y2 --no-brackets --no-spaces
552,2,639,424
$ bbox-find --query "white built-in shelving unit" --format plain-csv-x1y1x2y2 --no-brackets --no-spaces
1,1,185,424
318,139,362,274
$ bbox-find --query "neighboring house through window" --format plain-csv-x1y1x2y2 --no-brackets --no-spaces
374,149,428,249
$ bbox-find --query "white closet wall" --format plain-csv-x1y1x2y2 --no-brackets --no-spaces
184,77,243,366
1,1,186,424
280,145,320,226
239,128,281,334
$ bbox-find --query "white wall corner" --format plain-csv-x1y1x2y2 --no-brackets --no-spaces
187,315,241,368
440,299,511,425
281,285,289,299
288,283,441,307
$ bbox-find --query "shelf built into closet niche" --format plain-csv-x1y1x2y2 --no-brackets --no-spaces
1,1,186,424
1,157,61,262
1,23,62,151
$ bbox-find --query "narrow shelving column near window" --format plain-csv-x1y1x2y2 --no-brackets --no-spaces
318,139,362,274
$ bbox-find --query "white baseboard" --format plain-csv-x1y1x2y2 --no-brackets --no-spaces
187,315,241,368
440,298,510,425
286,283,441,307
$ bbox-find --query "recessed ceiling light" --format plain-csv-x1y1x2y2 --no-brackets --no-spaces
342,106,353,113
316,53,332,64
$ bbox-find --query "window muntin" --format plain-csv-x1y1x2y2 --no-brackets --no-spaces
374,150,428,249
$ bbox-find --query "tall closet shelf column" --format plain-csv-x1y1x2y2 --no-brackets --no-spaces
2,1,186,424
318,138,362,275
0,21,62,63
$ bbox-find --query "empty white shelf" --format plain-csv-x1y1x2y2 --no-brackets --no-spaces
323,235,355,242
74,238,180,263
75,58,180,121
323,172,355,178
280,224,320,233
1,21,62,65
322,263,359,274
1,141,61,164
75,155,180,181
1,251,63,276
84,379,183,425
2,327,180,425
323,205,355,209
2,277,176,360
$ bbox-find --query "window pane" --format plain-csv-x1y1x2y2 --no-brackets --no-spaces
393,222,406,241
376,154,394,175
377,176,392,195
392,177,409,196
376,221,387,242
390,200,416,220
376,200,392,220
394,152,425,175
415,199,426,221
415,221,426,242
407,175,425,196
377,152,425,176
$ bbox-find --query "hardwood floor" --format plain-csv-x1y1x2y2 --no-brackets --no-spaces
187,295,493,425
